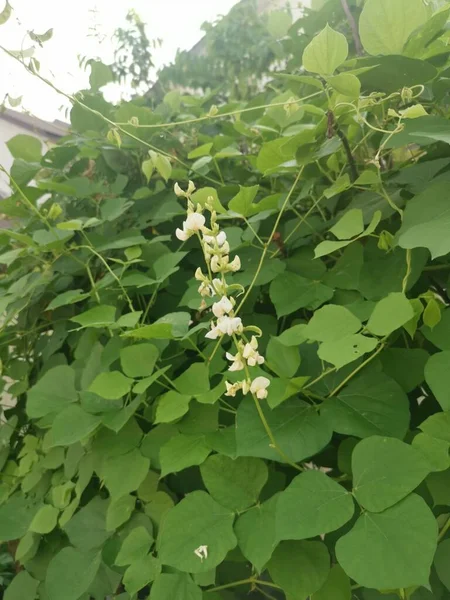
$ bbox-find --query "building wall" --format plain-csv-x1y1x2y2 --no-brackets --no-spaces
0,110,67,198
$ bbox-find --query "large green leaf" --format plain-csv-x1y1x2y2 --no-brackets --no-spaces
321,371,410,439
157,491,236,573
234,493,279,573
352,436,430,512
424,351,450,411
367,293,414,336
267,540,330,600
397,182,450,259
45,547,101,600
120,343,159,378
47,405,101,447
200,455,268,511
149,573,202,600
302,24,348,75
160,433,210,476
123,554,160,596
304,305,361,342
63,497,112,551
4,571,39,600
236,397,332,463
27,365,77,419
7,134,42,162
115,525,154,566
336,494,438,589
270,272,333,318
359,0,428,56
89,371,133,400
311,565,351,600
102,449,150,498
276,470,354,541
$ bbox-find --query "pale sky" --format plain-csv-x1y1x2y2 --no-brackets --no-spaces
0,0,242,121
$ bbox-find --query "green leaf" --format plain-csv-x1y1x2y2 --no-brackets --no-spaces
270,272,333,318
434,538,450,591
311,565,351,600
330,209,364,240
45,547,101,600
142,158,154,182
115,526,154,566
158,491,236,573
359,0,428,56
200,455,268,512
321,371,409,439
102,449,150,499
47,289,90,310
123,554,161,596
267,9,292,38
235,493,279,573
367,292,414,336
160,433,211,476
412,433,450,472
4,572,39,600
424,351,450,411
0,1,12,25
63,497,111,550
155,391,192,423
48,405,101,446
7,134,42,162
149,150,172,182
106,494,135,530
327,73,361,97
336,494,438,589
266,336,300,378
27,365,77,419
89,60,113,90
276,470,354,541
352,436,430,512
397,182,450,259
423,308,450,350
420,412,450,443
268,540,330,599
380,348,429,393
191,187,226,214
149,573,202,600
89,371,133,400
302,24,348,75
305,305,361,342
29,504,59,534
120,343,159,378
70,305,116,328
174,363,210,395
318,334,378,369
0,495,40,542
236,397,332,463
228,185,259,217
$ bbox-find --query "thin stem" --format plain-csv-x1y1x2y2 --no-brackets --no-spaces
303,368,336,390
244,218,265,247
379,185,403,219
402,249,412,294
328,339,387,397
438,515,450,542
205,578,254,593
235,168,304,314
113,92,324,129
77,245,135,313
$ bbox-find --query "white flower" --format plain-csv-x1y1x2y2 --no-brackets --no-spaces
220,241,230,255
174,182,184,197
211,254,227,272
250,376,270,400
228,255,241,272
225,381,242,397
217,316,243,336
212,278,226,295
198,282,212,297
242,336,265,367
216,231,227,246
185,212,206,232
175,227,189,241
195,267,206,281
242,379,250,395
205,323,221,340
212,296,233,318
187,180,196,195
226,351,245,371
194,545,208,561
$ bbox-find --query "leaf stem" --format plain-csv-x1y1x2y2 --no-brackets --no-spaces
235,168,304,314
402,249,412,293
438,514,450,542
327,339,387,397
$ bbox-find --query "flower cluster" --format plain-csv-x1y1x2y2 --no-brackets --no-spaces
174,181,270,400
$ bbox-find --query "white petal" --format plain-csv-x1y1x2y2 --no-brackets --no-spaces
175,227,189,241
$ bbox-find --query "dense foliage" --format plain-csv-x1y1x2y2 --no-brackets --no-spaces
2,0,450,599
